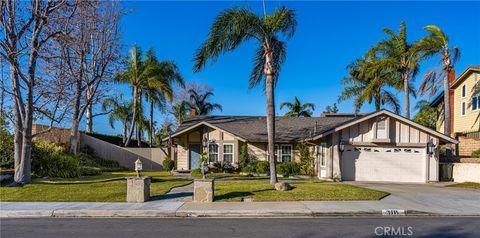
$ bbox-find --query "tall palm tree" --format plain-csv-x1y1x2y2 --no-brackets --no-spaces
102,95,133,144
338,54,407,114
143,49,184,147
171,101,188,125
115,46,167,146
280,97,315,117
186,89,222,116
418,25,460,136
372,21,427,118
193,6,297,184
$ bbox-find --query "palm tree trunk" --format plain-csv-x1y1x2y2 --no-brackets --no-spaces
266,75,277,184
375,98,381,111
149,100,154,147
403,71,410,118
124,87,138,147
122,118,127,144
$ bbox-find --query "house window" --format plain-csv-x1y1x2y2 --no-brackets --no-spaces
223,144,233,164
375,116,388,139
318,143,327,167
461,101,466,116
462,84,467,98
472,95,479,111
274,144,279,161
208,144,218,162
280,145,292,162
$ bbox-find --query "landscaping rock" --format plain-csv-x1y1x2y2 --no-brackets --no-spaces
275,182,292,191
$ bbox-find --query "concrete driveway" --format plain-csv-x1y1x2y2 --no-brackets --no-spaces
346,182,480,215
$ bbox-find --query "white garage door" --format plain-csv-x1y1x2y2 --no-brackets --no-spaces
341,146,426,183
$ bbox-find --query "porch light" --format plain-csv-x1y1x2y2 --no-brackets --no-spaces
427,142,435,155
135,158,143,177
339,140,346,153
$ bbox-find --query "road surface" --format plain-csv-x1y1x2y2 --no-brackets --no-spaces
2,217,479,238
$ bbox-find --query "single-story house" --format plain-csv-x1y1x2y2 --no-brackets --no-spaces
167,110,457,183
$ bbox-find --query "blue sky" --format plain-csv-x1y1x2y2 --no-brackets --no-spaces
88,1,480,135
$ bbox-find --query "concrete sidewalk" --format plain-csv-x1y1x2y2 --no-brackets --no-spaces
2,198,480,218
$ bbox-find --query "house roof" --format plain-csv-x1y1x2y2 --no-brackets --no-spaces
450,65,480,89
306,110,458,144
429,92,444,107
170,110,457,144
171,114,361,143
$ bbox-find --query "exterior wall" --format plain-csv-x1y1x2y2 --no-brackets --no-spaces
340,117,436,145
80,133,167,171
453,72,480,133
318,115,442,182
32,124,73,145
436,103,445,134
457,135,480,157
452,163,480,183
174,126,241,171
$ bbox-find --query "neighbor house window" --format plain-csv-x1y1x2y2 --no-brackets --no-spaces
461,101,466,116
462,84,467,98
319,143,327,167
209,144,218,162
472,95,479,111
280,145,292,162
223,144,233,164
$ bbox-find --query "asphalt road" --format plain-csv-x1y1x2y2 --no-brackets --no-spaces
2,217,480,238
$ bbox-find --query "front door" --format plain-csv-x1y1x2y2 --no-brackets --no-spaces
189,144,201,170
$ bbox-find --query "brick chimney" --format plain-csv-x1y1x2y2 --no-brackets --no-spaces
448,69,456,134
190,108,197,117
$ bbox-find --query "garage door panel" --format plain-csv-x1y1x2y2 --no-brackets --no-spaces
341,146,425,183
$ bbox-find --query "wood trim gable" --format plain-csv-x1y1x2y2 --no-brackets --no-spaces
308,110,458,144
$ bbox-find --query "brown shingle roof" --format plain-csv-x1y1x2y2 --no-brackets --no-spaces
174,115,361,143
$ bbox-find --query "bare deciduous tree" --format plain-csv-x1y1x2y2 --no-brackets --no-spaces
52,1,121,154
0,0,69,185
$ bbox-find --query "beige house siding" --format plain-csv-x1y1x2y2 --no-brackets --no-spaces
453,72,480,133
339,117,436,145
321,114,441,182
436,103,445,134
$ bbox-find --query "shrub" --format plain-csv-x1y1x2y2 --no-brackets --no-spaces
241,164,255,174
162,159,175,171
32,153,80,178
238,144,250,169
250,160,269,174
80,166,102,176
190,168,202,177
297,143,315,176
0,118,14,169
76,152,126,172
276,162,301,178
472,149,480,158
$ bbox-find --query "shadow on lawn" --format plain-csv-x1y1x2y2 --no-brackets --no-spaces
215,188,279,201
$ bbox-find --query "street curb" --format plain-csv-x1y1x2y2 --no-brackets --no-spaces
2,210,480,218
0,210,53,218
52,210,177,218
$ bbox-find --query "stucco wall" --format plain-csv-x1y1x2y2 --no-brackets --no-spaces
453,163,480,183
80,133,167,171
453,72,480,133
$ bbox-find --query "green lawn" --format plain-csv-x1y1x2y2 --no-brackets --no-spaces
447,182,480,189
214,181,389,202
0,172,191,202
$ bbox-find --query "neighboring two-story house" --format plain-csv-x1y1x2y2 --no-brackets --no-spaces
430,66,480,157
